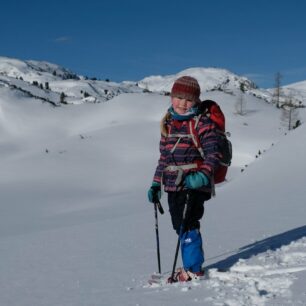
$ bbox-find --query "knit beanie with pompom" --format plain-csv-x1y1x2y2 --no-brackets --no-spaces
170,76,201,102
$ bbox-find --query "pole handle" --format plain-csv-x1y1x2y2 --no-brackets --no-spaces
155,200,164,214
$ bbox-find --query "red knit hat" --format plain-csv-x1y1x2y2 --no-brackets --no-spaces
170,76,201,102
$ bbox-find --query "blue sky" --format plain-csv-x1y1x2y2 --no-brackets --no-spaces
1,0,306,88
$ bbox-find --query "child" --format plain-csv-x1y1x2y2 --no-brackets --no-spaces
148,76,221,282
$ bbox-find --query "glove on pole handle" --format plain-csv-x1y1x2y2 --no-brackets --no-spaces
154,202,162,274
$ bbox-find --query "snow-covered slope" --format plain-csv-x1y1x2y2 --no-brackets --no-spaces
138,67,257,94
282,80,306,105
0,56,142,105
2,56,306,109
0,56,79,82
1,68,306,306
139,67,306,108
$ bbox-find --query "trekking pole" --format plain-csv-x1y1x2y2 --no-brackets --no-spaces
154,200,164,274
168,191,191,283
156,200,164,215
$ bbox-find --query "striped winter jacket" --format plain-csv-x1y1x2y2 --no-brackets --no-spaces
153,114,222,193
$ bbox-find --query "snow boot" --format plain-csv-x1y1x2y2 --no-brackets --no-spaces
168,267,204,283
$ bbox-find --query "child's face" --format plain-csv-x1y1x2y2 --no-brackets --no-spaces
171,96,195,115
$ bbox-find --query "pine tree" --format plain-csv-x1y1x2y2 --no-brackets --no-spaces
60,92,67,104
281,95,300,130
235,90,247,115
273,72,282,107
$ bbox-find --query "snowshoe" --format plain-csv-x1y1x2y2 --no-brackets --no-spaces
167,267,204,283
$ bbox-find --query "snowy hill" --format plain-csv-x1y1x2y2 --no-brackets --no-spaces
1,56,306,305
138,67,257,94
282,80,306,105
139,68,306,108
0,56,142,105
0,56,79,82
2,56,306,108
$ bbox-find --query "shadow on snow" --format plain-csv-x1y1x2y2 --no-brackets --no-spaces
206,225,306,271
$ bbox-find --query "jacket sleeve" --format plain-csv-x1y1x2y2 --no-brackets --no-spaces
197,117,222,178
153,135,167,184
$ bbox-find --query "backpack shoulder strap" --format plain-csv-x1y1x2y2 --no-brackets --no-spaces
189,115,216,196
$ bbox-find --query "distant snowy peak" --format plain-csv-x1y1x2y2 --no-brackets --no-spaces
138,67,306,106
1,56,306,106
283,80,306,91
138,67,257,95
0,56,79,83
26,60,79,80
0,56,142,106
266,80,306,106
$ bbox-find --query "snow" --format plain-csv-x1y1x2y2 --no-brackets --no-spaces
0,56,142,105
0,56,77,83
138,67,256,94
1,59,306,305
281,80,306,105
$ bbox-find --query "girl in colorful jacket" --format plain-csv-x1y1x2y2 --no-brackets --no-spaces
148,76,221,282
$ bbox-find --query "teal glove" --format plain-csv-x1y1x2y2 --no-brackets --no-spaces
147,182,161,203
184,172,209,189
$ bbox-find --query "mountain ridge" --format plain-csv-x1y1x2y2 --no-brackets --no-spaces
1,56,306,107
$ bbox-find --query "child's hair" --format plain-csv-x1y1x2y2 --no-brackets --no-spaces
160,111,171,137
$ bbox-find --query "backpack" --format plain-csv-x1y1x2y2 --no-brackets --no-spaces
190,100,232,184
